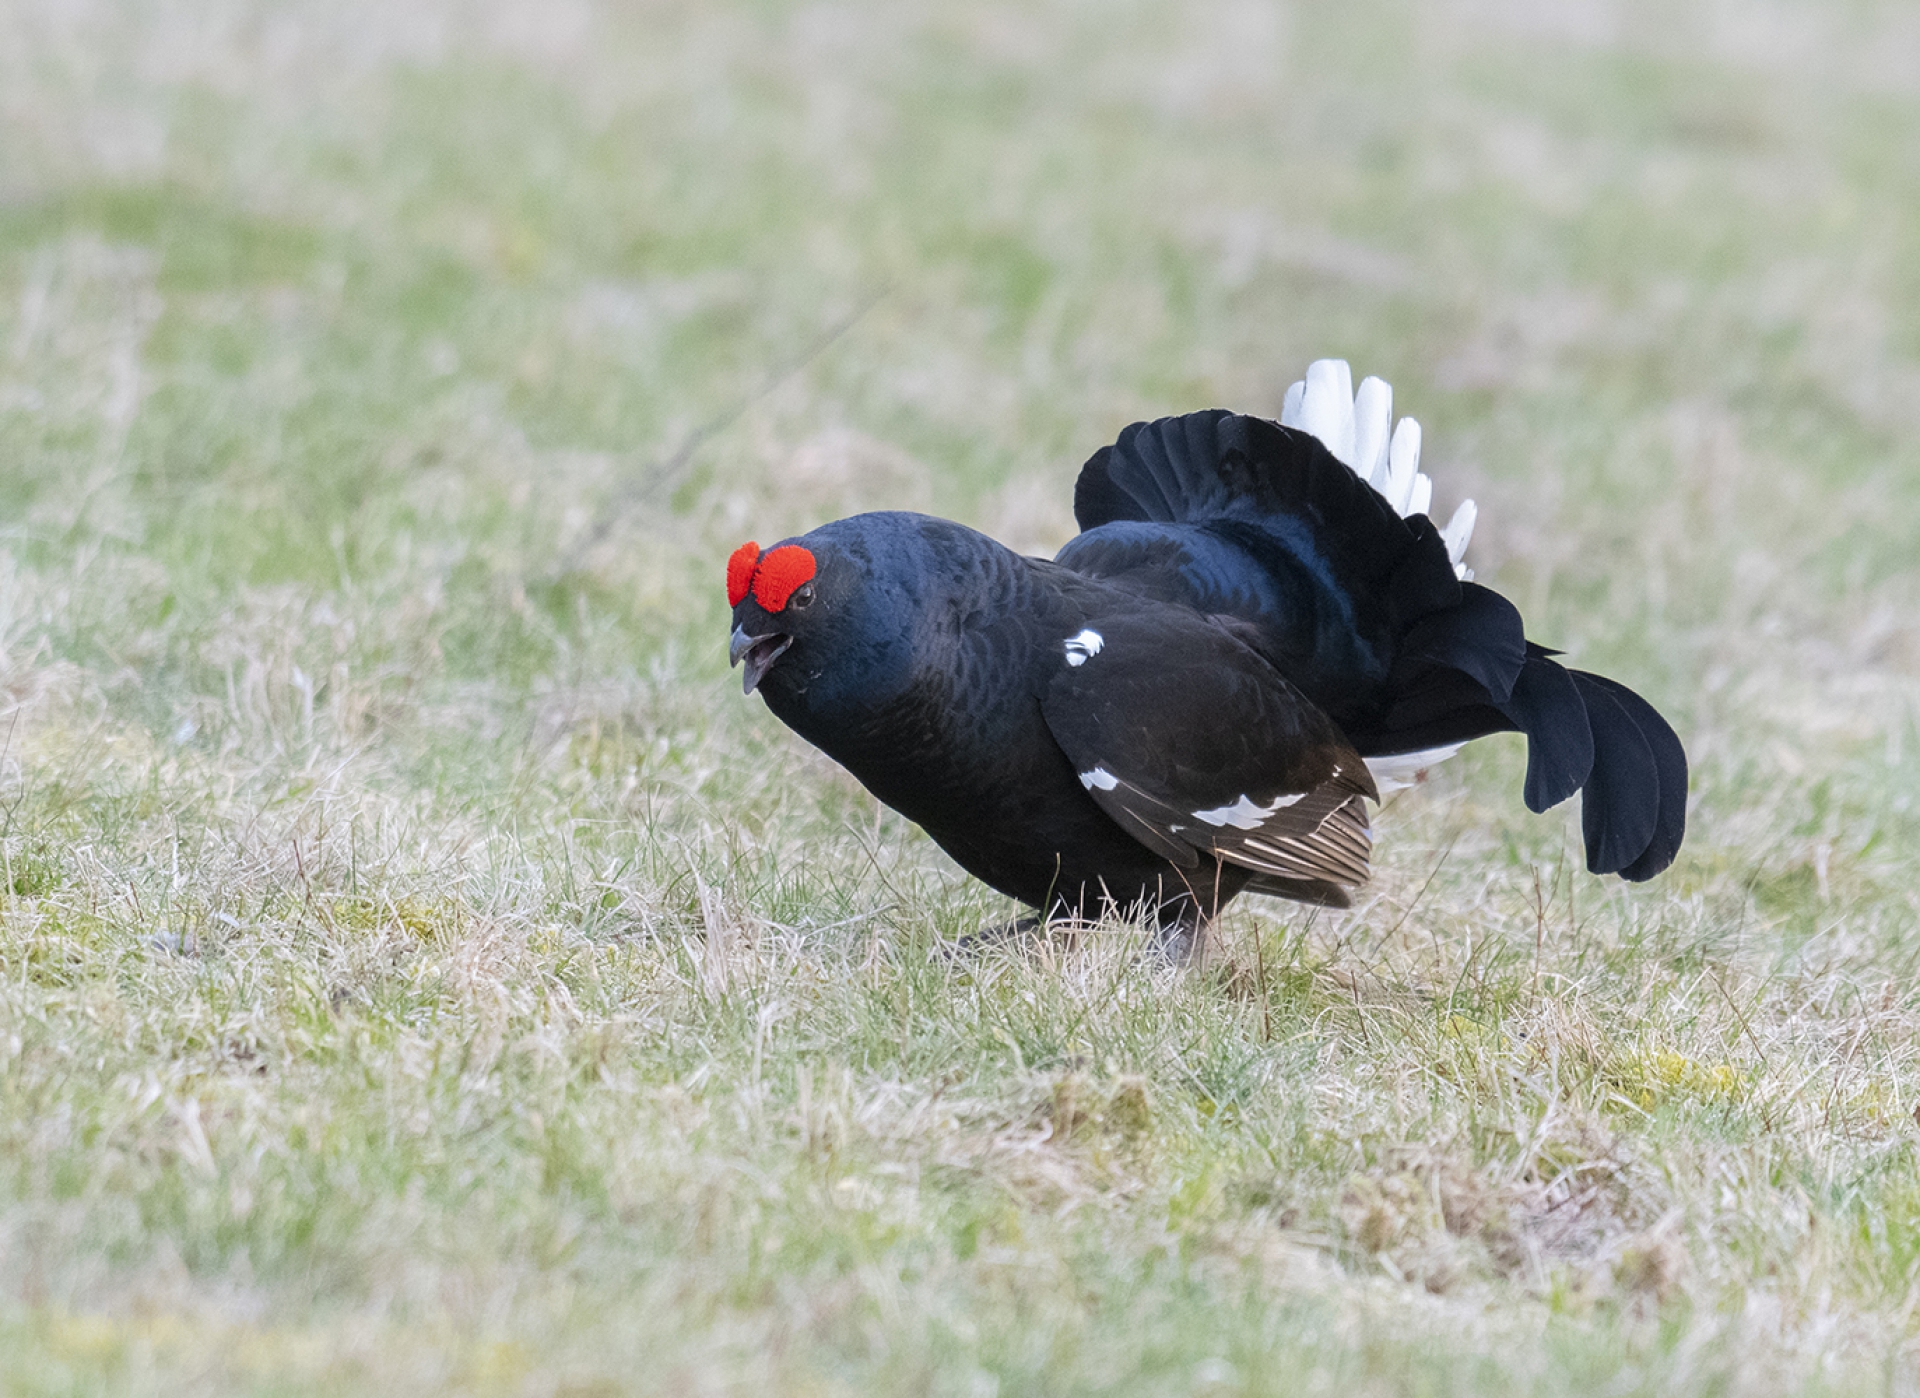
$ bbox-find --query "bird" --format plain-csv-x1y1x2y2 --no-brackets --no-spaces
727,360,1686,954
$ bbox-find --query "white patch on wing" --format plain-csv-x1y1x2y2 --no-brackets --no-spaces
1191,792,1304,829
1063,628,1105,667
1078,766,1119,791
1363,743,1466,794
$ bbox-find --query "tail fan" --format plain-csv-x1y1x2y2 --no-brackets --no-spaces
1066,410,1512,706
1062,363,1687,885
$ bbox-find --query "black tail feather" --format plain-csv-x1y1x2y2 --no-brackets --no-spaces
1369,651,1683,881
1564,671,1664,877
1077,411,1463,630
1065,412,1484,710
1579,673,1687,881
1500,647,1594,814
1072,444,1136,529
1396,581,1527,705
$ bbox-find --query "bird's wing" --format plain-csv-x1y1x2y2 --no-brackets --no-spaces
1038,609,1378,894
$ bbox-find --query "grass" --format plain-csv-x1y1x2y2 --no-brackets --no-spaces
3,0,1920,1392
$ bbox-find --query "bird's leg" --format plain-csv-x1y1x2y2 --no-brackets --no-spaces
1150,906,1209,966
1140,877,1217,966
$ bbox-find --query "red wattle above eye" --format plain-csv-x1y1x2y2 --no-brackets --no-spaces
751,545,817,612
726,541,761,607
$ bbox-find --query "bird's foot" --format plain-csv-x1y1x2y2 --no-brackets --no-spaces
939,913,1102,960
939,912,1203,965
936,914,1043,961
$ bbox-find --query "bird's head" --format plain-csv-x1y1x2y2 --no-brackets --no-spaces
725,513,937,714
726,538,821,695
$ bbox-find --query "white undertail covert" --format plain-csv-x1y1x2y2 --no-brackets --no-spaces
1280,359,1477,582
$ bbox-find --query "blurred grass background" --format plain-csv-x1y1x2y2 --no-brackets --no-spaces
3,0,1920,1393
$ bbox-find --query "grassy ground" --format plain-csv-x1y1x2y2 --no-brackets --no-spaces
4,0,1920,1392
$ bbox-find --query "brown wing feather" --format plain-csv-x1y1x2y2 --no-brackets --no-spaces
1231,795,1372,885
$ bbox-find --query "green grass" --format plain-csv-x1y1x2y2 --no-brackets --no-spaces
4,0,1920,1392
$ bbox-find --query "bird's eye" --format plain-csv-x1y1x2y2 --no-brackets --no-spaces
789,582,816,610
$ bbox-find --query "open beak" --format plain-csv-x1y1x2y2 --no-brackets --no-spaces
730,624,793,695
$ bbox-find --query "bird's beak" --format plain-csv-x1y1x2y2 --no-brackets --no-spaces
730,623,793,695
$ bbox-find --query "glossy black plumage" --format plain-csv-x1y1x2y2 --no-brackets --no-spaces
728,403,1687,938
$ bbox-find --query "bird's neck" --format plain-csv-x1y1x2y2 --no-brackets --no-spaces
764,551,1063,817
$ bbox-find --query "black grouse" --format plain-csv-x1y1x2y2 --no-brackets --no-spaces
727,361,1686,949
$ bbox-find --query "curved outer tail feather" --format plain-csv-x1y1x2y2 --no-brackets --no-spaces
1062,360,1687,884
1498,646,1594,814
1572,671,1688,881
